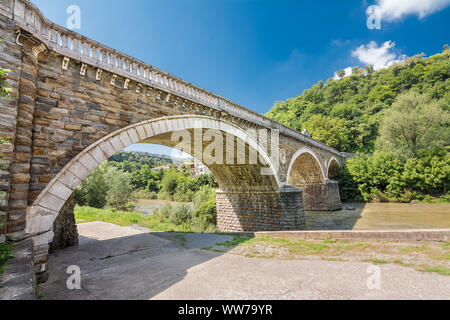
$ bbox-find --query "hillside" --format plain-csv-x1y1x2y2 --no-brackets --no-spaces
266,49,450,154
108,151,173,172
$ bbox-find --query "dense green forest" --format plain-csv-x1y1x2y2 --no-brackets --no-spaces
267,48,450,202
108,151,173,172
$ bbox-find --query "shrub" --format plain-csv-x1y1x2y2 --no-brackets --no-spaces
74,164,108,208
104,166,135,211
402,150,450,195
169,204,193,225
160,204,173,220
193,198,217,229
160,168,187,196
193,186,216,209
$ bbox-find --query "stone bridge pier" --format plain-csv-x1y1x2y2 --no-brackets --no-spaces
0,0,345,281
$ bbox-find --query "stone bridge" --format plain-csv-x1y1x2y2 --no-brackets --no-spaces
0,0,344,279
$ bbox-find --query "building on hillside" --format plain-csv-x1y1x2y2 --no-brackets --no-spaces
193,158,211,177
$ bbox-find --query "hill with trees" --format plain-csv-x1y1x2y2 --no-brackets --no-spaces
266,48,450,202
266,48,449,154
108,151,173,172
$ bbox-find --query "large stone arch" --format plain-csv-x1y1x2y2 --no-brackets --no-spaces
287,148,342,211
27,116,305,271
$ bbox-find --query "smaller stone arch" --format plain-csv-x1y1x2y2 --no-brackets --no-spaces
286,148,326,185
286,148,342,211
327,157,341,179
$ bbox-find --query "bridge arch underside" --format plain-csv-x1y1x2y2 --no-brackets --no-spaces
287,151,342,212
27,116,306,275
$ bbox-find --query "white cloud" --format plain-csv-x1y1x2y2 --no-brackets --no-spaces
375,0,450,21
333,67,353,80
351,41,406,70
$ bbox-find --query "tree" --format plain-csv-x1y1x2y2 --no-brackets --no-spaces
346,152,404,201
303,115,351,151
402,149,450,195
336,69,346,78
131,164,160,191
365,65,374,74
104,166,135,211
378,92,450,158
74,164,108,208
160,168,187,196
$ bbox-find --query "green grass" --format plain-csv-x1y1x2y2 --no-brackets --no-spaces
423,267,450,276
365,259,390,265
0,242,13,275
216,235,253,247
75,206,194,232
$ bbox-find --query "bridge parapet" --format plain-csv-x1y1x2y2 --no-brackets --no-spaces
5,0,341,157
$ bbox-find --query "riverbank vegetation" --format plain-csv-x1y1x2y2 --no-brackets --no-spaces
267,48,450,203
74,154,219,232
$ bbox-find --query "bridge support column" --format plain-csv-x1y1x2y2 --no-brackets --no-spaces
216,185,305,232
298,180,342,211
51,194,79,251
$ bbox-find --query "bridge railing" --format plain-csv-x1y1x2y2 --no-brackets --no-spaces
9,0,341,157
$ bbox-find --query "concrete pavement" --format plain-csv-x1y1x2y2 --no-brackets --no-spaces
39,222,450,300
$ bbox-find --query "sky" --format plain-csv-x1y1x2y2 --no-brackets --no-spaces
30,0,450,157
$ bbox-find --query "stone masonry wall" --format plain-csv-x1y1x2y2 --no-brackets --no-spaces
298,180,342,211
0,2,22,240
216,186,305,232
51,194,78,251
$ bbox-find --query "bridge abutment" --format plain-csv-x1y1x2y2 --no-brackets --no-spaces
216,186,305,232
298,180,342,211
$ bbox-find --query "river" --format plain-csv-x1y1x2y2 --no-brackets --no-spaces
305,202,450,230
134,199,191,215
135,199,450,230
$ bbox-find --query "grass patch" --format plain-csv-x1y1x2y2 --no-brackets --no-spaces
75,206,194,232
423,267,450,276
0,242,13,275
365,259,389,265
216,235,253,247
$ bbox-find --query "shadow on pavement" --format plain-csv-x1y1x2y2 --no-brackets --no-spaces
39,224,253,300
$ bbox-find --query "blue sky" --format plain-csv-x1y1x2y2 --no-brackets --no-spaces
30,0,450,157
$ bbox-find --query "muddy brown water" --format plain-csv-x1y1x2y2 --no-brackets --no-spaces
134,199,191,215
305,203,450,230
136,200,450,230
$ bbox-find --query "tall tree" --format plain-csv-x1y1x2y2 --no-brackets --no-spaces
377,92,449,158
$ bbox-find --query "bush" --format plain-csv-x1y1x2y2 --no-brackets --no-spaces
168,204,193,225
104,166,135,211
193,186,216,209
74,164,108,208
343,150,450,202
193,198,217,230
160,168,187,196
160,204,173,220
402,150,450,195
